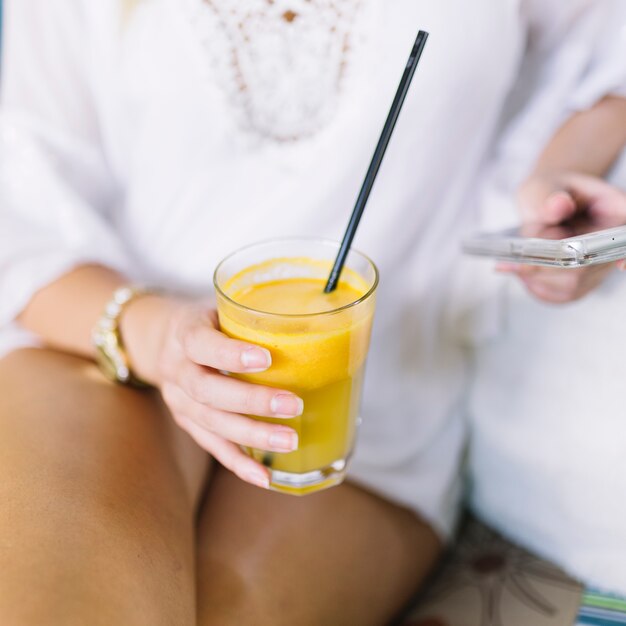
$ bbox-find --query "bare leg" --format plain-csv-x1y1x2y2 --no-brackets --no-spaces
197,466,441,626
0,349,209,626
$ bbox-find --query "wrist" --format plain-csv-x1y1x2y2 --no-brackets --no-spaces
522,169,570,190
120,294,185,386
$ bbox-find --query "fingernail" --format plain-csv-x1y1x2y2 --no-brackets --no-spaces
270,394,304,418
268,430,299,452
241,347,272,371
245,470,270,489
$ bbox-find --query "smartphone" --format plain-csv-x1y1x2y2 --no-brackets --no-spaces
463,215,626,268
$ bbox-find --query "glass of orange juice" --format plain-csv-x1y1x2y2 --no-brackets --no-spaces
214,239,378,495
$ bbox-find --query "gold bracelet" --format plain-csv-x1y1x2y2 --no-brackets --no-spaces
92,285,151,387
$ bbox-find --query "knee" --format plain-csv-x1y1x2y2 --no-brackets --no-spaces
198,563,255,625
197,564,291,626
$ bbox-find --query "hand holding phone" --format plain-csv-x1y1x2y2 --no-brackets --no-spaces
464,172,626,303
465,173,626,268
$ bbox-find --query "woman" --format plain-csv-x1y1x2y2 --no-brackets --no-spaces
0,1,625,624
467,68,626,598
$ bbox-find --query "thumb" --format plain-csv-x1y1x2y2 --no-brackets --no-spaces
518,176,578,226
541,190,578,226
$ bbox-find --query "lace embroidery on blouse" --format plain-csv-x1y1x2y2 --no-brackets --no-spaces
182,0,368,142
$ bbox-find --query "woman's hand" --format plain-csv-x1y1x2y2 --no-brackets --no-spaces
123,297,302,489
499,171,626,303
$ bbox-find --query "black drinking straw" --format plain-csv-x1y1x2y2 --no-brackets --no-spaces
324,30,429,293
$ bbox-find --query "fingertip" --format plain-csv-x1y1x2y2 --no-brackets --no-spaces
242,467,271,489
545,191,576,223
495,263,519,273
268,428,299,453
550,190,575,205
512,264,537,277
270,393,304,418
241,346,272,372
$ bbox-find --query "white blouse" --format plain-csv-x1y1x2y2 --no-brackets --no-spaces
1,0,625,547
465,17,626,603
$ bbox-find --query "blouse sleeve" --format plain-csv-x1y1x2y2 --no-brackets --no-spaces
477,0,626,230
525,0,626,107
0,0,131,325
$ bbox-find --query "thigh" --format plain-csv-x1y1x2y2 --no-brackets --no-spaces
0,349,209,626
197,466,441,626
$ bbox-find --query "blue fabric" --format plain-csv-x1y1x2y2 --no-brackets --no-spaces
577,590,626,625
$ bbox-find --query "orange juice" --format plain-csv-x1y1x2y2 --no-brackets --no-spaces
215,247,377,495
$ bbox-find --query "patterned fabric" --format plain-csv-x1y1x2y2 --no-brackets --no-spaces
180,0,370,141
403,516,626,626
576,590,626,625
